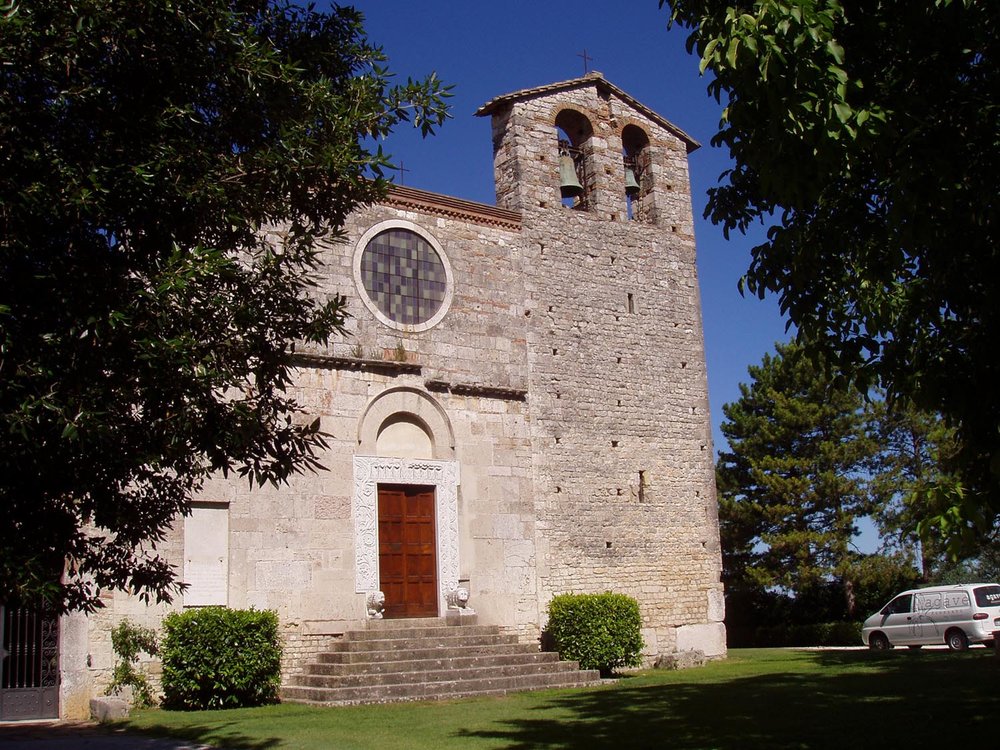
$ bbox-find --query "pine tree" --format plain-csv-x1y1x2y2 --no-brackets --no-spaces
717,342,877,616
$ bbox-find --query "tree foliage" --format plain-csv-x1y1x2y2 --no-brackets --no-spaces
866,397,961,580
718,341,992,641
0,0,450,611
664,0,1000,545
717,341,876,614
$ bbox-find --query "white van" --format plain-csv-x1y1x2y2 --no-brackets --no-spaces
862,583,1000,650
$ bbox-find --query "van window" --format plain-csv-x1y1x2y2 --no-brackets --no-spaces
884,594,912,615
973,585,1000,608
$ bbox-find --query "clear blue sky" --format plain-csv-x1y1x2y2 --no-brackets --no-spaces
347,1,792,452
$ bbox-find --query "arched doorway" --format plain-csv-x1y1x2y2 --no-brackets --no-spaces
375,415,437,618
353,388,459,619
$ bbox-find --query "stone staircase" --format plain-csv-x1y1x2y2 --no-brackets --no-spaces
280,617,602,705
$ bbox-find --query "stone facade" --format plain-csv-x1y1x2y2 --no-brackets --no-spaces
57,73,725,718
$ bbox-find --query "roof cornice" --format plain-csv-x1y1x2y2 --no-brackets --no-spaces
384,184,522,230
475,71,699,152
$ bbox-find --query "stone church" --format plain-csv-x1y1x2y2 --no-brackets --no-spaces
12,73,725,719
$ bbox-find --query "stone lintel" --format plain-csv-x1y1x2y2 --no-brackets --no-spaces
292,353,421,376
423,379,527,401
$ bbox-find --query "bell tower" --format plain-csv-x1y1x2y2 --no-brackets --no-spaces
475,71,699,228
476,75,727,658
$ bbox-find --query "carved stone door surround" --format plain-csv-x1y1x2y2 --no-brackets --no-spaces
353,456,460,615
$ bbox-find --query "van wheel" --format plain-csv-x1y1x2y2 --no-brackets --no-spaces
946,629,969,651
869,632,891,651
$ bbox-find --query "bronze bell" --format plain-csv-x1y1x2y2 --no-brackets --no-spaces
559,154,584,198
624,166,640,197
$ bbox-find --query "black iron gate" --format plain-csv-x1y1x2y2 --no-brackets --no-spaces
0,605,59,720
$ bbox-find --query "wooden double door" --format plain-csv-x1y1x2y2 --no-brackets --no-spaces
378,484,438,618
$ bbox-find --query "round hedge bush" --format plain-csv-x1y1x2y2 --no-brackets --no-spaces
545,593,644,676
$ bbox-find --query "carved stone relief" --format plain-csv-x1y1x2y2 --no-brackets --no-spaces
353,456,460,614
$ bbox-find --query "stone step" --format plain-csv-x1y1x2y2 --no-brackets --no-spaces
280,670,602,706
362,617,451,630
326,632,518,653
281,618,602,707
316,640,540,664
291,659,584,689
343,624,500,641
304,650,563,676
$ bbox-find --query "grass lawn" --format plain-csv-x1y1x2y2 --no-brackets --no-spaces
121,648,998,749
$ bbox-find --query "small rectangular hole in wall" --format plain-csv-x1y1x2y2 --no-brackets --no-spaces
671,225,678,233
552,348,558,355
548,306,554,312
638,470,646,503
606,541,612,549
610,256,616,264
554,436,561,445
616,488,624,496
611,440,619,448
627,293,634,314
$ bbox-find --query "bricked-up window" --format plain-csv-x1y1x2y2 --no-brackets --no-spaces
184,502,229,607
361,229,448,326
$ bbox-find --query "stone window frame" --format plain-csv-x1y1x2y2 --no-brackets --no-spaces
353,219,455,333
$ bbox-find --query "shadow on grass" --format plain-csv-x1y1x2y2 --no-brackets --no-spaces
455,649,998,750
122,720,281,749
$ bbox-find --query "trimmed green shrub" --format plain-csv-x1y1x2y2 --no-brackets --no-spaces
106,619,159,707
545,593,644,676
160,607,282,710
